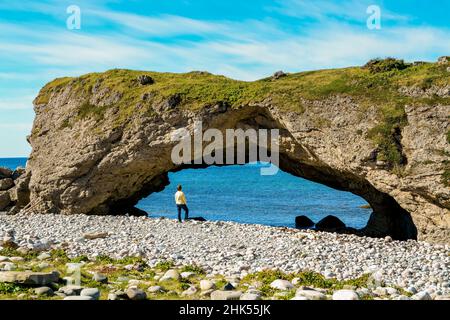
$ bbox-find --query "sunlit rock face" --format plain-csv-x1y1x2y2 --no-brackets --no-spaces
20,67,449,243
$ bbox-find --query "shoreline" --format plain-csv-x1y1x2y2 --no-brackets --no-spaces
0,213,449,300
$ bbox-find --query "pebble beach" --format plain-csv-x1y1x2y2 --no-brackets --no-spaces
0,213,449,300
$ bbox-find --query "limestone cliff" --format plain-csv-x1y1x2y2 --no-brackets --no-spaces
16,58,450,243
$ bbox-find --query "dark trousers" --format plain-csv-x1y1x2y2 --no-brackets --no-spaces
177,204,189,222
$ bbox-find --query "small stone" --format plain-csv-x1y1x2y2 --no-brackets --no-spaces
58,285,84,296
295,289,326,300
80,288,100,300
240,293,261,300
1,262,17,271
8,256,24,262
34,286,54,296
126,287,147,300
412,291,432,300
406,286,417,294
107,293,118,300
159,269,180,282
385,287,398,295
181,272,195,279
332,289,360,300
210,290,242,300
37,252,51,261
270,279,294,290
63,296,95,300
83,232,108,240
200,280,216,291
181,286,197,296
223,282,235,291
373,287,388,296
92,272,108,283
148,285,163,293
384,236,393,242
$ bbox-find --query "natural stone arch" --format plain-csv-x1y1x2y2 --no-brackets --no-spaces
18,69,449,244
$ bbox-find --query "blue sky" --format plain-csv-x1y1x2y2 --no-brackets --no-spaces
0,0,449,157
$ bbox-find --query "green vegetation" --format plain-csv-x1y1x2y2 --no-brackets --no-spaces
155,260,175,271
363,58,409,74
180,264,205,275
34,59,449,170
443,161,450,187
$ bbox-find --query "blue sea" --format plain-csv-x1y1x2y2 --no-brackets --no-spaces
1,158,371,229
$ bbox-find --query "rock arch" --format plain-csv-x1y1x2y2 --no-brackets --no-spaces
19,70,449,244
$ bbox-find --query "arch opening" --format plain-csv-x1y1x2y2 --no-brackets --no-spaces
97,106,418,240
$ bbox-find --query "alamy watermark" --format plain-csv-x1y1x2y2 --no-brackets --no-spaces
171,121,280,175
66,5,81,30
366,5,381,30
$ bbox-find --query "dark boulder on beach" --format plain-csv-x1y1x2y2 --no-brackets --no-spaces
295,215,315,229
188,217,206,222
0,167,13,179
315,215,346,232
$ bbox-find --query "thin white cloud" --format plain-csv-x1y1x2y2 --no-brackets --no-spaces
269,0,410,22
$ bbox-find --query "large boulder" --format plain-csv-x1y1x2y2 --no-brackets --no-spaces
295,215,315,229
315,215,346,232
0,191,11,211
0,271,60,285
0,167,12,179
0,178,14,191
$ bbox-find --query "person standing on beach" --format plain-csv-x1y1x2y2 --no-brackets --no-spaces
175,184,189,222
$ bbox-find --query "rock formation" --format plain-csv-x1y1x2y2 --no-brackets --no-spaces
12,58,450,243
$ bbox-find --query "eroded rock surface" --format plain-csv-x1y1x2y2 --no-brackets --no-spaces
15,63,450,244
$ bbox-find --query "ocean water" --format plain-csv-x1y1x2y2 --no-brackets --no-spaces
0,158,371,229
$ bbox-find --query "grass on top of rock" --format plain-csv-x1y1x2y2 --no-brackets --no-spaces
34,58,449,169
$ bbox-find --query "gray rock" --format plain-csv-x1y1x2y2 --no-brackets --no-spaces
200,279,215,291
332,289,360,300
159,269,180,281
181,286,197,296
80,288,100,300
37,252,51,261
295,289,327,300
0,271,59,285
92,272,108,283
34,286,54,296
58,285,84,296
270,279,294,290
137,75,154,85
272,71,287,79
210,290,242,300
0,178,14,191
148,285,163,293
0,167,13,179
63,296,95,300
181,271,196,279
0,191,11,211
126,287,147,300
240,293,261,300
412,291,432,300
107,293,118,300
